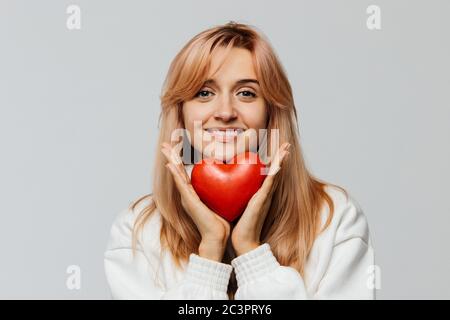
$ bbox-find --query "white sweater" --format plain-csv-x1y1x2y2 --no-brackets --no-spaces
104,165,376,300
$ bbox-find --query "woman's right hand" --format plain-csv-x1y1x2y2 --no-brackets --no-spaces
161,142,230,262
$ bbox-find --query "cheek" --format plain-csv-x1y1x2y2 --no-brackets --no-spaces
183,104,209,130
241,103,268,129
182,104,211,147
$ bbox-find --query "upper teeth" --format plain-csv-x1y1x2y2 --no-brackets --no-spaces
206,128,244,135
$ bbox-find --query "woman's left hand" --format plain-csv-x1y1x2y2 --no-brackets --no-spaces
231,142,291,256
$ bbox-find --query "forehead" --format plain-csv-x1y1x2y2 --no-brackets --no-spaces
207,47,257,82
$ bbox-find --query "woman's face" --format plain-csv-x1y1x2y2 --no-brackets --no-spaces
182,47,268,163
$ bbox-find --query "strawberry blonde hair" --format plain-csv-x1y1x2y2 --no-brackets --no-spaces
130,21,347,299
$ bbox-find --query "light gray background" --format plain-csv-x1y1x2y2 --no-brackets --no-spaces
1,0,449,299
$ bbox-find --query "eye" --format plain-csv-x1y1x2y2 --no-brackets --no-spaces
237,90,257,98
195,89,214,99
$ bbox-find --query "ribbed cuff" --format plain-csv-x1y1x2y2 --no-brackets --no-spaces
184,254,233,293
231,243,280,287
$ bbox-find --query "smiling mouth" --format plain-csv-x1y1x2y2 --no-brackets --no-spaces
204,128,245,142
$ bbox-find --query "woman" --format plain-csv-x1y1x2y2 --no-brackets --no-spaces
104,22,376,299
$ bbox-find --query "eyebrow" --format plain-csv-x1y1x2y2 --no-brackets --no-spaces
203,78,260,87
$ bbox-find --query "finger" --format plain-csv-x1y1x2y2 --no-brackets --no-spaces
162,145,202,207
162,148,183,182
161,142,175,156
163,144,190,183
162,144,183,171
165,162,190,195
165,161,194,206
166,162,217,230
162,147,219,232
165,162,201,215
173,140,184,156
259,173,276,199
269,143,288,171
161,144,190,183
268,143,290,176
161,143,181,165
262,145,290,195
161,146,175,166
169,144,191,182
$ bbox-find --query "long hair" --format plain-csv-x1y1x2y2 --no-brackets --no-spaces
130,21,347,299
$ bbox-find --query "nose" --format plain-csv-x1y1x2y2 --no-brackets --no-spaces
213,96,238,122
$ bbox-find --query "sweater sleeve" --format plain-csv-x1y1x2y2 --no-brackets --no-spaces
231,193,376,300
104,206,232,300
231,239,375,300
231,243,309,299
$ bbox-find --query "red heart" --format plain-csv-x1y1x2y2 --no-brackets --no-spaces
191,152,267,222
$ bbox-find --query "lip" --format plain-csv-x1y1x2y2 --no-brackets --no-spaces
204,127,245,143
